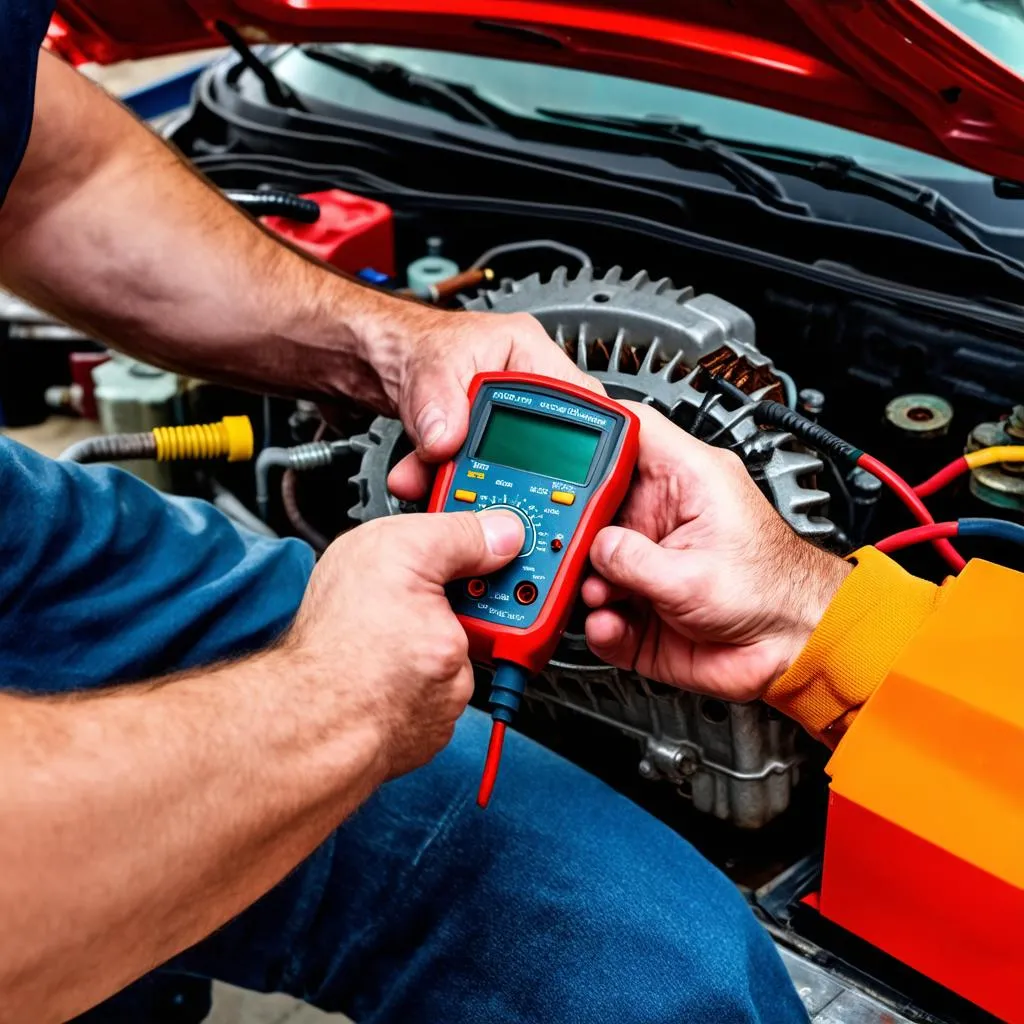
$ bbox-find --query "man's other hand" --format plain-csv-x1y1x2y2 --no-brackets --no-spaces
581,403,850,702
286,508,524,778
385,309,600,500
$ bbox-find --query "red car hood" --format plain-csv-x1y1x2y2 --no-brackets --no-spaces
49,0,1024,181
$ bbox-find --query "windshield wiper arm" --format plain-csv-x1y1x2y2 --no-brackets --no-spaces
537,110,811,217
218,22,305,111
540,110,1024,273
300,46,506,130
735,144,1024,271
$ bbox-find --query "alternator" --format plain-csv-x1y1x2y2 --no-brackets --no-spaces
348,267,833,828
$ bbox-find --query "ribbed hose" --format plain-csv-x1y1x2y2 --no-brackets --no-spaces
224,189,321,224
60,417,253,465
751,401,861,463
59,433,156,464
255,440,348,521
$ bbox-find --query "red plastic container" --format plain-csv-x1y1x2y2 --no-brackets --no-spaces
262,189,395,277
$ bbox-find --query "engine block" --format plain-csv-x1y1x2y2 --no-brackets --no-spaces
349,267,833,827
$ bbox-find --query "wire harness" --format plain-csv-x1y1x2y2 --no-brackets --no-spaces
710,384,967,572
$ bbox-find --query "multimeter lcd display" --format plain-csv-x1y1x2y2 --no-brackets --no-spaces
476,405,601,484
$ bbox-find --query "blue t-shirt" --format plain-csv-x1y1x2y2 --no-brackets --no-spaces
0,4,316,688
1,1,56,207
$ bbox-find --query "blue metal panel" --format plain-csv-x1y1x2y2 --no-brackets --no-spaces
122,64,207,121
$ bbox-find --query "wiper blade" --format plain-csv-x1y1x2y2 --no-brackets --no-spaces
737,144,1024,272
300,46,507,131
543,108,1024,273
538,110,811,217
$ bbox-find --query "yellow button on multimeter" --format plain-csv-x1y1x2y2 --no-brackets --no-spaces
551,490,576,506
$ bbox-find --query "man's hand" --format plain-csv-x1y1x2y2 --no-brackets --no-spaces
582,403,850,701
0,507,524,1021
287,507,525,778
382,306,598,501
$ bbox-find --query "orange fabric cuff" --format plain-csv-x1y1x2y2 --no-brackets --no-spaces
764,546,944,747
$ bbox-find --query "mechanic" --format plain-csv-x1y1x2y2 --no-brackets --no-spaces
0,10,804,1024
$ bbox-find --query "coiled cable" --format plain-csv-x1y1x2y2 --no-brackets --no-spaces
224,189,321,223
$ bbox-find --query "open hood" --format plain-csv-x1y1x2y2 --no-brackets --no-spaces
49,0,1024,182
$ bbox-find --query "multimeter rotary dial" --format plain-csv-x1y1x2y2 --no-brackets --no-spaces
480,498,540,557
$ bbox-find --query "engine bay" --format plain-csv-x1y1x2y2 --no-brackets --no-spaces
6,46,1023,1023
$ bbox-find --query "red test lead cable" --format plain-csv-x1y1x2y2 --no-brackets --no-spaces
855,453,966,572
737,394,966,573
915,446,1024,499
876,518,1024,556
477,661,531,807
478,720,507,808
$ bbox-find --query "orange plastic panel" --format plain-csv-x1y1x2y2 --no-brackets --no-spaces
820,559,1024,1022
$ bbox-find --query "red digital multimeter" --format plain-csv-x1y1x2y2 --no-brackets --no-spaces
428,371,640,805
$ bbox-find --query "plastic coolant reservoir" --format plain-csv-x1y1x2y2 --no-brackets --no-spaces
92,355,179,490
406,236,459,297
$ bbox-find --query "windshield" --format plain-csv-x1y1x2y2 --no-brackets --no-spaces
271,0,1024,183
928,0,1024,74
275,44,981,182
269,0,1024,236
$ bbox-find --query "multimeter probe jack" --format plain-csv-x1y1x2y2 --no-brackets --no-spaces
427,371,640,808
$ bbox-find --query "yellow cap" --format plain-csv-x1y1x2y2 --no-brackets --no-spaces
221,415,254,462
152,416,254,463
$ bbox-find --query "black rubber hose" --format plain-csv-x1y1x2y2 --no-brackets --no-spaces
752,400,861,464
224,189,321,224
59,433,156,463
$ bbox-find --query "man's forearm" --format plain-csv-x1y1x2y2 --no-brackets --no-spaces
0,650,384,1023
0,51,415,405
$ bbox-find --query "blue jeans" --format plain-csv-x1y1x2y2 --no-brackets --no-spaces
0,437,805,1023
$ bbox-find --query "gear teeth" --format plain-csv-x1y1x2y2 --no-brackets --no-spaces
626,269,651,290
651,277,673,295
774,447,826,477
789,487,832,512
572,263,594,285
681,364,703,386
787,513,834,539
550,265,569,286
346,417,408,523
604,266,623,285
750,384,777,402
